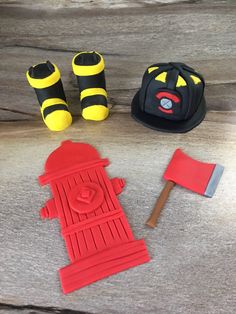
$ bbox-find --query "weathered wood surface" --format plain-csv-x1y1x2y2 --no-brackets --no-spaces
0,1,236,121
0,1,236,313
0,114,236,314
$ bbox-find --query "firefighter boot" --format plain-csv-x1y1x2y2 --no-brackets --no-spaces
72,51,109,121
26,61,72,131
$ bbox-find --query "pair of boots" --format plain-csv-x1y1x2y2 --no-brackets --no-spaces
26,51,109,131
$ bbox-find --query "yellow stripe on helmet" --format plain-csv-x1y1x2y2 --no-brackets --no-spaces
176,75,187,87
190,75,201,84
148,66,159,74
155,72,167,83
155,72,202,87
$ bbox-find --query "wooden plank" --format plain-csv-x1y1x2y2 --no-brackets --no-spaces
0,2,236,120
1,0,234,9
0,304,89,314
1,2,235,57
0,113,235,313
0,1,236,312
0,0,204,10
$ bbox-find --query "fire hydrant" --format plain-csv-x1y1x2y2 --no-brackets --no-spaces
39,140,150,293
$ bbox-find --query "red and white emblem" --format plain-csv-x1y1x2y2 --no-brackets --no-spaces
156,91,180,114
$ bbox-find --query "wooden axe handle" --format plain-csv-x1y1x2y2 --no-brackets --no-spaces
146,180,175,228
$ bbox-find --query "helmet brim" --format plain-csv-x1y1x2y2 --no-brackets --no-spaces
131,91,206,133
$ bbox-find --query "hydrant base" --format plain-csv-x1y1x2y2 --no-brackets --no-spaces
59,239,150,294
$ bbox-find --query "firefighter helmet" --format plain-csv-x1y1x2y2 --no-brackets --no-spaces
131,62,206,133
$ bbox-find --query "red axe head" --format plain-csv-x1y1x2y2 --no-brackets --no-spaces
163,149,224,197
146,149,224,228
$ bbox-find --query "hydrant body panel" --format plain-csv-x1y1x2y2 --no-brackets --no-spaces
39,141,150,293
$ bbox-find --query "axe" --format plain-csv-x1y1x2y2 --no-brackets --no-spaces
146,149,224,228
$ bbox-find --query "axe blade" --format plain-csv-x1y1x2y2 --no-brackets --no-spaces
163,149,224,197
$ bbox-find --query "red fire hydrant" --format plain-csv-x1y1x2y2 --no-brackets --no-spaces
39,141,150,293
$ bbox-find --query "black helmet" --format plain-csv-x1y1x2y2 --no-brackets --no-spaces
131,62,206,133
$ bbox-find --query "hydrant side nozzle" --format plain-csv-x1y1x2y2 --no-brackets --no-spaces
40,206,49,219
111,177,126,195
119,178,126,189
40,198,58,219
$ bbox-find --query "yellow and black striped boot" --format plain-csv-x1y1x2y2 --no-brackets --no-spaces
26,61,72,131
72,51,109,121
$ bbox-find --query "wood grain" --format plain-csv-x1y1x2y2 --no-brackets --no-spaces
0,0,204,10
0,1,236,313
0,1,236,121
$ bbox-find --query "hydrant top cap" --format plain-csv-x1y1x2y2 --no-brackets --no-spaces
44,140,102,174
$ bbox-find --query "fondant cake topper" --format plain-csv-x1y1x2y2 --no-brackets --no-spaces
146,149,224,228
72,51,109,121
26,61,72,131
39,140,150,293
131,62,206,133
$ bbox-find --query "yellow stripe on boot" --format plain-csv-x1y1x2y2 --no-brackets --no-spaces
80,88,107,101
82,105,109,121
26,63,61,89
41,98,72,131
72,51,105,76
